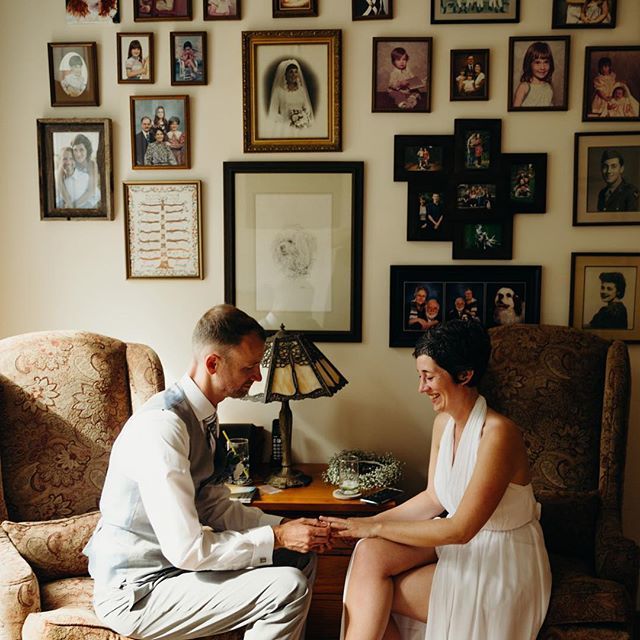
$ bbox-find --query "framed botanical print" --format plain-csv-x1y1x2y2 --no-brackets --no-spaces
47,42,99,107
37,118,113,221
203,0,240,18
552,0,616,28
124,181,202,279
450,49,489,101
353,0,392,19
133,0,192,20
431,0,519,23
66,0,120,23
117,33,153,84
241,29,342,153
407,180,451,242
452,218,513,260
170,32,207,85
454,119,502,174
394,135,454,181
273,0,318,17
503,153,547,214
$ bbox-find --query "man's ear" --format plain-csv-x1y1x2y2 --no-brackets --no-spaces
204,353,220,375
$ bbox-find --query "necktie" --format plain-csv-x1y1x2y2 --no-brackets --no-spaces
203,413,218,449
197,414,229,494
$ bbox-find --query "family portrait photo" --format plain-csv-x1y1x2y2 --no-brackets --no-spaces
431,0,519,23
170,32,206,85
204,0,240,18
552,0,616,28
117,33,153,83
407,182,451,241
450,49,489,101
134,0,192,20
47,43,99,107
393,135,454,181
456,183,497,211
65,0,119,23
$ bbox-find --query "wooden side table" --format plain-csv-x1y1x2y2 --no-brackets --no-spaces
253,464,394,640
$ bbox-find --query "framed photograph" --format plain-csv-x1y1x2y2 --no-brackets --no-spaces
454,119,501,174
389,265,541,347
170,32,207,85
582,47,640,122
36,118,113,221
453,181,500,213
508,36,570,111
204,0,240,18
372,37,432,113
552,0,616,28
223,161,363,342
117,33,153,84
47,42,99,107
570,253,640,342
273,0,318,17
450,49,489,101
133,0,192,20
394,135,454,181
130,95,190,169
353,0,392,19
66,0,120,23
431,0,519,24
452,218,513,260
124,181,202,279
241,29,341,153
573,131,640,226
407,180,451,241
503,153,547,214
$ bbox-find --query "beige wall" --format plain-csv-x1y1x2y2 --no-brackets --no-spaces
1,0,639,596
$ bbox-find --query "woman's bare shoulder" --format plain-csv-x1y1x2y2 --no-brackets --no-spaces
483,408,523,444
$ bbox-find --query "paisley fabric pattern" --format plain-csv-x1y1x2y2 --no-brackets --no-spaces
479,325,637,638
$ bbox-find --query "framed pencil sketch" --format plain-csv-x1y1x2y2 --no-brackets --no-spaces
170,32,207,85
223,161,364,342
394,135,454,181
454,119,502,174
37,118,113,221
389,264,541,347
133,0,192,20
242,30,341,153
353,0,392,19
552,0,616,28
407,180,451,242
47,42,99,107
117,33,153,84
66,0,120,23
372,37,432,113
130,95,190,169
582,47,640,122
204,0,240,18
124,181,202,279
450,49,489,101
508,36,570,111
273,0,318,18
431,0,519,24
573,131,640,226
452,217,513,260
503,153,547,214
570,252,640,342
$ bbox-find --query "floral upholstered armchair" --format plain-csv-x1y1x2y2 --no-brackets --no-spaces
480,324,639,639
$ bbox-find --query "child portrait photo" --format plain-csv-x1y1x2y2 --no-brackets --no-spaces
552,0,616,28
47,43,99,107
134,0,192,21
171,32,206,85
117,33,153,83
204,0,240,18
65,0,119,23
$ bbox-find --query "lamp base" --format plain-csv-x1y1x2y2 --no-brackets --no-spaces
266,467,312,489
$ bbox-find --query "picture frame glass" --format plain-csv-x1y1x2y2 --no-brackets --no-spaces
134,0,192,19
205,0,239,16
431,0,518,23
552,0,616,27
172,33,205,83
118,34,152,82
451,50,488,100
49,44,98,107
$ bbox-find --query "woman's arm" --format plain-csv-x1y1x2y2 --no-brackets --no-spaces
513,82,530,107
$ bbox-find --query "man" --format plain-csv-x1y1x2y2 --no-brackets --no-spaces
84,304,329,640
597,149,640,212
426,192,444,230
135,116,153,166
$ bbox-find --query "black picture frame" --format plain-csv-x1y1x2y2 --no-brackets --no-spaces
223,161,364,342
393,135,454,182
170,31,207,86
47,42,99,108
503,152,548,214
353,0,392,20
407,179,452,242
389,264,541,347
273,0,318,17
133,0,192,20
452,217,513,261
203,0,241,19
454,118,502,174
431,0,519,24
508,36,570,112
450,49,489,101
582,46,640,122
552,0,616,28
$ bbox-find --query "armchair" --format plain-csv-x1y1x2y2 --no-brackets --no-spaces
480,324,638,639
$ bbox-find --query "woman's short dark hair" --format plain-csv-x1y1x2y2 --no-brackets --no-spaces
599,271,626,299
412,319,491,387
192,304,266,353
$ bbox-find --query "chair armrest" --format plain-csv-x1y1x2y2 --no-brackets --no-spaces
126,342,165,411
0,529,40,640
595,508,640,605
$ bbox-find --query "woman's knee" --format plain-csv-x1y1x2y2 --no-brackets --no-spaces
351,539,398,576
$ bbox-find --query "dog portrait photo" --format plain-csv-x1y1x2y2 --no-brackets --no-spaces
487,283,526,327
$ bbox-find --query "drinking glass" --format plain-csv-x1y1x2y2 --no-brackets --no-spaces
227,437,251,485
339,455,360,496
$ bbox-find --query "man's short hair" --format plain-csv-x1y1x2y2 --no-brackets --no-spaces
192,304,266,353
599,272,626,299
601,149,625,166
140,116,151,123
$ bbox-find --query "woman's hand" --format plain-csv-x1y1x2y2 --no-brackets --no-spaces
319,515,381,540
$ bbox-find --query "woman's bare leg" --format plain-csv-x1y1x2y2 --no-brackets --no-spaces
343,539,436,640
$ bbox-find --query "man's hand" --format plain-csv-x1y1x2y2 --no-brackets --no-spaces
272,518,332,553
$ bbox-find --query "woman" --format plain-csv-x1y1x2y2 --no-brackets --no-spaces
322,320,551,640
144,128,177,166
267,59,314,135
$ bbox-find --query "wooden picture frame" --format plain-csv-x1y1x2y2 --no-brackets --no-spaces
241,29,341,153
47,42,99,107
203,0,240,18
582,46,640,122
570,252,640,342
66,0,120,23
223,161,364,342
508,36,570,111
273,0,318,18
503,152,548,214
407,180,452,242
552,0,616,28
450,49,489,101
454,118,502,174
389,264,541,347
352,0,392,20
37,118,113,221
372,37,432,113
130,95,190,170
124,181,202,279
117,33,154,84
133,0,192,20
170,31,207,85
431,0,519,24
394,135,454,181
573,131,640,226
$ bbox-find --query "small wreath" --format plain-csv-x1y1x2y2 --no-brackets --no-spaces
323,449,404,491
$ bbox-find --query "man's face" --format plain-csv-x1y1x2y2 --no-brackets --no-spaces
214,333,265,400
432,193,440,204
141,118,152,133
466,56,474,66
600,281,618,303
601,158,624,186
426,299,440,318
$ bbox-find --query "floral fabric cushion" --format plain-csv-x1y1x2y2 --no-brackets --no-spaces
1,511,99,581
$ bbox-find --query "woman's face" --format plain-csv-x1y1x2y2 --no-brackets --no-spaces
600,281,619,303
72,143,87,164
285,66,299,85
170,120,178,130
474,63,482,74
156,107,165,119
416,355,459,414
415,289,427,305
131,46,141,58
154,129,165,142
